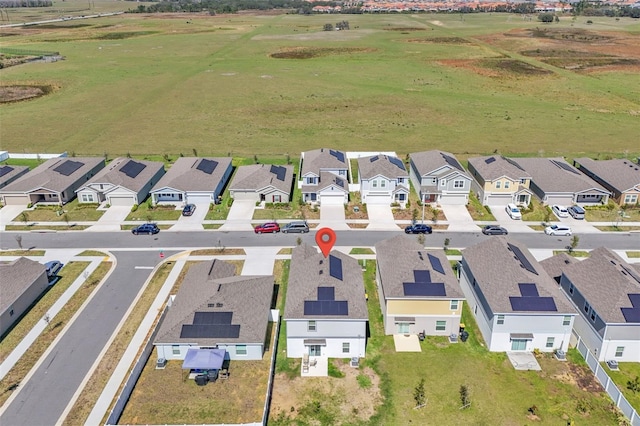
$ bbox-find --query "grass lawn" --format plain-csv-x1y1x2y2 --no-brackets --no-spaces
349,248,375,255
521,200,552,223
0,249,45,256
120,224,172,230
467,192,496,221
126,203,181,221
627,252,640,258
603,362,640,413
553,250,590,257
5,225,90,231
586,206,640,222
17,199,104,222
76,250,107,257
595,226,640,232
190,248,245,256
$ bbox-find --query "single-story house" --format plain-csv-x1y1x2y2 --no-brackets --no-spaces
284,244,368,359
409,150,472,205
150,157,232,206
0,157,105,206
459,237,576,352
375,235,465,336
0,257,49,336
357,155,409,207
573,157,640,206
229,164,294,203
299,148,349,205
75,158,165,206
467,156,534,207
510,157,610,206
154,259,274,361
0,165,30,190
541,247,640,362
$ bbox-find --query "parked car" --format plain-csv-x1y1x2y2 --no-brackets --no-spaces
44,260,63,281
254,222,280,234
282,221,309,233
545,224,572,236
568,205,585,220
552,205,569,218
482,225,508,235
132,223,160,235
404,223,433,234
505,203,522,220
182,204,196,216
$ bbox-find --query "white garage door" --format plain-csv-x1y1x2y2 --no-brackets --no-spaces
486,194,512,206
440,194,468,205
108,196,135,206
365,195,391,205
2,195,30,205
232,191,259,202
187,194,212,204
320,193,345,205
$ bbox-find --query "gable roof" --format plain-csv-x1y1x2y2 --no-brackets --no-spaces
0,165,30,189
467,156,531,181
462,237,575,315
375,235,463,300
511,157,608,194
357,155,408,180
558,247,640,324
301,148,347,177
539,252,578,283
77,158,164,193
574,157,640,193
1,157,104,193
229,164,294,194
317,171,348,192
151,157,231,193
284,244,367,320
154,259,273,345
0,257,46,314
410,150,470,178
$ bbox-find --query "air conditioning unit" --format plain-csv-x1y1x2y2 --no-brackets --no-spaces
350,357,359,368
156,358,167,369
606,360,619,371
554,350,566,361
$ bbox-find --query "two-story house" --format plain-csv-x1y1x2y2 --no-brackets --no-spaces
357,155,409,207
574,157,640,206
467,155,534,207
409,150,472,205
299,148,349,205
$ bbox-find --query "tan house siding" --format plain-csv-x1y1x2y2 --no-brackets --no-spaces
387,299,461,316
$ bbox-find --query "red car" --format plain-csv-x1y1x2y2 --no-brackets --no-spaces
254,222,280,234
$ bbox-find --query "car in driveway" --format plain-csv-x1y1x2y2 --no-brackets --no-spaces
254,222,280,234
132,223,160,235
545,224,572,236
404,223,433,234
552,205,569,218
44,260,63,281
568,205,585,220
482,225,508,235
282,221,309,233
182,204,196,216
505,203,522,220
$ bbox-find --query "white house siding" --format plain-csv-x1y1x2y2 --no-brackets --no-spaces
384,312,461,336
263,188,290,203
186,193,213,205
0,272,48,336
489,314,573,353
155,343,263,361
76,188,101,204
458,270,494,348
286,319,367,358
575,314,640,362
155,344,193,361
216,343,264,361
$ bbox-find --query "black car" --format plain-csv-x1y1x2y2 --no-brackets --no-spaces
132,223,160,235
482,225,508,235
182,204,196,216
404,223,433,234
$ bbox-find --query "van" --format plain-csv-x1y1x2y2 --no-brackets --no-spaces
505,203,522,220
282,221,309,233
568,205,585,220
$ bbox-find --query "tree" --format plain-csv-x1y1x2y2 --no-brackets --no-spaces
15,234,23,250
414,378,426,408
538,13,555,23
323,23,333,31
628,376,640,393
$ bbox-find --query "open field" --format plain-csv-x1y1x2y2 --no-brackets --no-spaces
1,10,639,160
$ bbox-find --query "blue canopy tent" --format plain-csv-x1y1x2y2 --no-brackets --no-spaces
182,348,226,370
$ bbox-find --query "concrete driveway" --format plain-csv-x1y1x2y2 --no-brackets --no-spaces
556,216,600,234
439,204,479,232
170,202,209,231
366,204,400,230
219,200,255,231
319,204,350,230
489,205,536,233
87,206,130,232
0,205,25,231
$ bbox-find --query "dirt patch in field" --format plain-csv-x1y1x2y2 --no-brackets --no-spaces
0,85,56,103
552,363,604,393
408,36,470,44
438,58,552,77
270,46,373,59
526,27,613,43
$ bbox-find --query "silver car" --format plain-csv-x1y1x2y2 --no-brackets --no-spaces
545,224,572,236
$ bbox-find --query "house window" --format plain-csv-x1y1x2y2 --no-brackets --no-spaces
339,170,346,176
440,180,446,187
546,337,555,348
342,342,350,353
9,309,14,316
497,315,505,325
308,321,316,332
474,305,477,314
495,181,501,189
398,193,406,201
615,346,624,357
236,345,247,356
504,181,510,189
372,180,378,188
450,300,459,310
590,309,596,322
569,284,574,295
563,316,571,326
81,194,94,202
584,301,590,314
273,194,281,203
380,180,386,188
172,345,180,355
624,194,637,204
454,180,464,188
435,321,446,331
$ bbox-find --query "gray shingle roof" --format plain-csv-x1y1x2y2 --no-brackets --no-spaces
1,157,104,193
558,247,640,324
0,165,30,189
410,150,468,177
284,245,368,320
78,158,164,193
462,237,575,315
154,259,273,345
0,257,46,314
467,156,531,181
357,155,408,180
151,157,232,192
511,157,607,194
229,164,294,195
539,252,578,283
301,148,347,177
574,157,640,193
375,235,464,300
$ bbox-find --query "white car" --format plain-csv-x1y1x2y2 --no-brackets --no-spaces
551,205,569,218
505,203,522,220
545,224,572,236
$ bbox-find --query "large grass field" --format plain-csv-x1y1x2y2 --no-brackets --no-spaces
1,9,639,160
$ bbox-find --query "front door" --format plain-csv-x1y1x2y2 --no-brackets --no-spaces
309,345,322,356
397,323,410,334
511,339,527,351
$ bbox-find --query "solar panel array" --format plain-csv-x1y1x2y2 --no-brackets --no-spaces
484,157,496,164
509,296,557,312
304,300,349,315
505,157,525,171
196,159,218,174
388,156,406,170
317,286,335,301
621,293,640,323
413,270,431,283
329,255,343,281
507,243,538,275
0,166,14,177
428,253,445,275
180,310,240,339
403,282,446,296
550,159,580,175
369,156,379,163
329,149,345,163
441,153,462,171
120,160,147,178
270,165,287,181
53,160,84,176
518,283,539,297
193,311,233,324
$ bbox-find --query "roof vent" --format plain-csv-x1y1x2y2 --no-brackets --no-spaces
610,260,617,266
319,259,323,265
217,284,222,291
319,270,323,275
216,302,223,307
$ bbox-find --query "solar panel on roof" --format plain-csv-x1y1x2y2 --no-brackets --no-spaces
428,253,445,275
335,178,344,188
196,159,218,174
269,165,287,181
329,255,343,281
550,159,580,175
505,157,525,171
628,294,640,307
0,166,14,177
621,294,640,323
180,324,240,339
509,297,557,312
53,160,84,176
518,283,539,297
485,157,496,164
317,286,335,301
441,153,462,171
304,300,348,316
193,311,233,324
403,282,446,297
413,270,431,283
120,160,147,179
329,150,345,163
389,156,406,170
369,156,379,163
507,243,538,275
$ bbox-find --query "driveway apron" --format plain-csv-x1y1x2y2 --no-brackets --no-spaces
170,201,209,231
366,204,400,230
439,204,479,232
319,205,350,230
87,206,130,232
219,200,255,231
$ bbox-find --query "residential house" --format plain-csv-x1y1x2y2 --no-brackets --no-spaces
357,155,409,207
375,235,464,336
541,248,640,362
150,157,232,206
229,164,294,203
409,150,472,205
154,259,274,361
467,155,534,207
284,244,368,358
511,157,610,206
0,257,49,336
299,148,349,205
0,165,30,190
75,158,165,206
458,237,576,352
0,157,104,206
573,157,640,206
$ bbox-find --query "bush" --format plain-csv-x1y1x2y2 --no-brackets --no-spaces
538,12,555,23
227,198,234,207
131,204,138,212
356,374,372,389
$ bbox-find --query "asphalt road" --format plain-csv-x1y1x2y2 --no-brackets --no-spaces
0,251,172,426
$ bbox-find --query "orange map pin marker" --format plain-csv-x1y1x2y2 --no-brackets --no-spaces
315,227,336,258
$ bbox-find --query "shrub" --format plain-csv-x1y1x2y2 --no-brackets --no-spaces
356,374,372,389
327,360,345,378
227,198,234,207
131,204,138,212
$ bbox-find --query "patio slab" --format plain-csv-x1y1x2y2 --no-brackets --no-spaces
301,356,328,377
393,334,422,352
507,351,541,371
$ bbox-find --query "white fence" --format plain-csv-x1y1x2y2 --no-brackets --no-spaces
6,152,67,160
576,339,639,426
